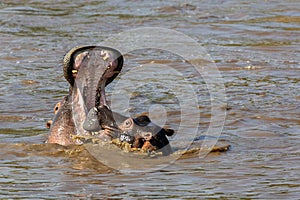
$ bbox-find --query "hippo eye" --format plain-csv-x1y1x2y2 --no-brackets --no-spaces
53,102,61,114
124,119,132,128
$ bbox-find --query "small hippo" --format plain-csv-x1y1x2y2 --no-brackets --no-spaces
83,106,174,155
118,115,174,155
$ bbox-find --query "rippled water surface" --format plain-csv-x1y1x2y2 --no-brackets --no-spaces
0,0,299,199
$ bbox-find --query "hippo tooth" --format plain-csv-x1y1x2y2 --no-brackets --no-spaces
103,54,109,61
92,132,99,135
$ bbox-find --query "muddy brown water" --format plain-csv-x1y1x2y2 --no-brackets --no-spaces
0,0,299,199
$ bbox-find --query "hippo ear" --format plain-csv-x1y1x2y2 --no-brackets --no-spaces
164,128,174,136
133,115,151,126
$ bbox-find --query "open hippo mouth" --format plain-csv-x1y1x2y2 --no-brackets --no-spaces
63,46,123,140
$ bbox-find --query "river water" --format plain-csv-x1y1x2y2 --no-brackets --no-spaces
0,0,299,199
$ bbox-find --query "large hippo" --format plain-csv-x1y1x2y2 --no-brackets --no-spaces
47,46,123,145
46,46,174,155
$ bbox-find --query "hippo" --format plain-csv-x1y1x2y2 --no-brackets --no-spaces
47,46,123,145
117,114,174,155
83,106,174,155
46,45,174,155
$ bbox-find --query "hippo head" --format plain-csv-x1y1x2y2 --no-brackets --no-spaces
118,115,174,155
47,46,123,145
